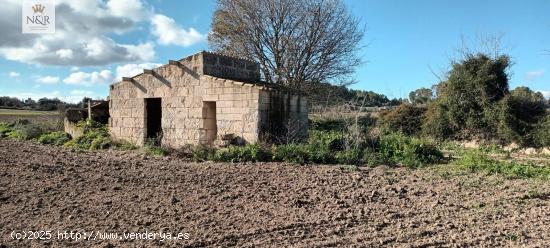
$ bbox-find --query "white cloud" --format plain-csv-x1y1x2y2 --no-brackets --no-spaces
115,62,162,81
36,76,60,84
71,66,80,71
525,69,544,82
151,14,205,47
0,0,155,66
63,70,114,86
538,90,550,99
106,0,146,21
56,49,74,59
70,89,94,96
8,71,19,77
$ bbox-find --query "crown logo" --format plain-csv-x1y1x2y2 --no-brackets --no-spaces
32,4,45,14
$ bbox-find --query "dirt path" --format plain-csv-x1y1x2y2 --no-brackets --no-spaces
1,139,550,247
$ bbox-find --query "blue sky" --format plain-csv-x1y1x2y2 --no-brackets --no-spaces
1,0,549,102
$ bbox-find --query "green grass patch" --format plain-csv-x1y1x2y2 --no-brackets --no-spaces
454,150,550,179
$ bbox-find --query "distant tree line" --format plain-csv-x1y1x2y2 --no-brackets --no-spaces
305,82,404,111
0,96,92,111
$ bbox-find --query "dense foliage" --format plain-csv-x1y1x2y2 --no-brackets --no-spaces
380,104,426,136
422,53,549,146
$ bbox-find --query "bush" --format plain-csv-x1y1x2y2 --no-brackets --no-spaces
496,87,548,146
213,144,271,163
0,122,14,137
38,131,71,146
113,140,138,150
378,133,443,167
534,115,550,147
424,54,511,141
272,143,310,164
191,145,216,162
6,123,48,140
142,145,168,156
335,149,362,165
380,103,426,136
363,149,386,167
422,103,454,140
307,130,344,163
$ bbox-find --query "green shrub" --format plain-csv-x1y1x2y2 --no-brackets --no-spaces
378,133,443,167
113,140,138,150
455,150,550,179
191,145,216,162
213,144,271,162
422,103,455,140
6,123,47,140
0,122,14,137
6,129,24,140
363,149,386,167
534,115,550,147
272,143,310,164
380,103,426,136
307,130,344,163
334,149,362,165
142,145,168,156
38,131,71,146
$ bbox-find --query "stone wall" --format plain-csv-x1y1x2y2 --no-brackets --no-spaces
109,51,307,148
258,90,308,143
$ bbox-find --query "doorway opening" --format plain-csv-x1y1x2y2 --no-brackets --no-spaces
201,101,217,144
145,98,162,144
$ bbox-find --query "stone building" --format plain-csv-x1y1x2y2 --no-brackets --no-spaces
108,51,308,147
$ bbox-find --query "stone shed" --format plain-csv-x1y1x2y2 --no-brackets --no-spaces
109,51,308,147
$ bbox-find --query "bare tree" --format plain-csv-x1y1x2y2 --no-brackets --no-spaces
208,0,364,90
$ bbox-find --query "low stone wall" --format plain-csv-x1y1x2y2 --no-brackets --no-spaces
64,119,84,138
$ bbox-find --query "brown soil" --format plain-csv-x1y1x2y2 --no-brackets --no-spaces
1,139,550,247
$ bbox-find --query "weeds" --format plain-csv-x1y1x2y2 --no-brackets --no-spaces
378,133,443,168
38,131,71,146
141,145,168,156
112,140,138,150
213,144,271,162
271,143,310,164
454,150,550,179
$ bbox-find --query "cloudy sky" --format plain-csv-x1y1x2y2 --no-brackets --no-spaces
1,0,549,102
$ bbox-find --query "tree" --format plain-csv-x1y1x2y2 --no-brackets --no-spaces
208,0,364,90
381,103,427,136
423,53,511,140
37,98,63,111
408,87,433,105
497,87,547,145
